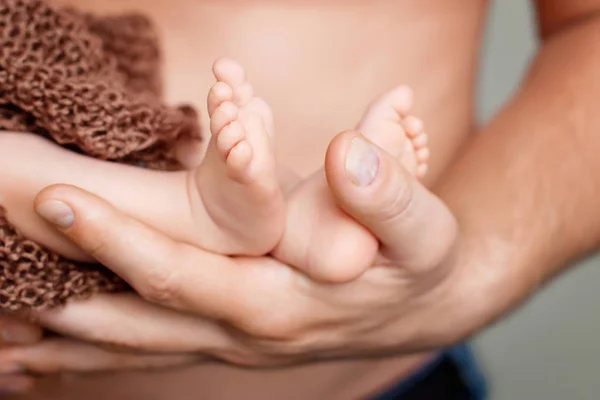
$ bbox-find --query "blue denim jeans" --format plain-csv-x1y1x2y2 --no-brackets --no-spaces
371,344,488,400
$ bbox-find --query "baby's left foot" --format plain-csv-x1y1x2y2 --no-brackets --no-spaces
192,58,284,255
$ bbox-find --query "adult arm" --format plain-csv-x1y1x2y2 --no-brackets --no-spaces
437,0,600,327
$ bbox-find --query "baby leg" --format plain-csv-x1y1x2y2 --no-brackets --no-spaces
0,133,197,262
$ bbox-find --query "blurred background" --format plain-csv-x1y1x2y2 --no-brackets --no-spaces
475,1,600,399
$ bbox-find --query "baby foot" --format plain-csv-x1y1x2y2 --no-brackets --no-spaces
192,58,284,255
272,85,429,283
357,85,429,179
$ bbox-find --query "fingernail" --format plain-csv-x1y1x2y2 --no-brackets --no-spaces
35,200,74,228
2,325,39,345
345,137,379,186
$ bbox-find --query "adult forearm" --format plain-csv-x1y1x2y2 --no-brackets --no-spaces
435,18,600,327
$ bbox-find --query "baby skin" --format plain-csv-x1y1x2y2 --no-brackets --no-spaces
0,58,429,282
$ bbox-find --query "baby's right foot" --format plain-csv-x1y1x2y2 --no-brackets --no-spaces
356,85,429,179
191,58,284,255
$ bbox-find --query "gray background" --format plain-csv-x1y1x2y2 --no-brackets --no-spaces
475,1,600,399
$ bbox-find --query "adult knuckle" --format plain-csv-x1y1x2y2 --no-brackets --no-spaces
223,311,325,364
240,306,300,341
377,176,414,222
82,227,113,259
261,317,297,340
140,260,181,304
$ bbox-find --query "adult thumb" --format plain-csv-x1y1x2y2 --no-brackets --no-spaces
325,131,458,270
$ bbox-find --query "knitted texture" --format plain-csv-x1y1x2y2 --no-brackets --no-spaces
0,0,202,311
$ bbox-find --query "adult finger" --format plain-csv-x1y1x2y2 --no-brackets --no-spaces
28,293,294,366
31,262,311,357
30,294,234,355
34,184,315,338
325,131,458,270
0,338,199,375
33,184,248,320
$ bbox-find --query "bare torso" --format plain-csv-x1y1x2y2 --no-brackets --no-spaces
28,0,487,398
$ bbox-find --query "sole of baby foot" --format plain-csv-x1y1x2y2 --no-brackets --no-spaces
191,58,284,256
357,85,429,179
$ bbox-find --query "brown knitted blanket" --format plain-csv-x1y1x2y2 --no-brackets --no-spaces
0,0,202,311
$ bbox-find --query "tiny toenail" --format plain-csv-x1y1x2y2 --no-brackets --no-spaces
35,200,74,228
345,137,379,187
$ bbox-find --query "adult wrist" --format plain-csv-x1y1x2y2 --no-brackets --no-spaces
441,227,538,345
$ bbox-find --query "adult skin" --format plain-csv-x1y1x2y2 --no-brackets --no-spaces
4,0,600,399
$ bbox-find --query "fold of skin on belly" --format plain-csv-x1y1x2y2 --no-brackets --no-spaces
33,0,487,398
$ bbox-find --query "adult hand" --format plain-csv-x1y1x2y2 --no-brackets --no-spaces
0,131,486,377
